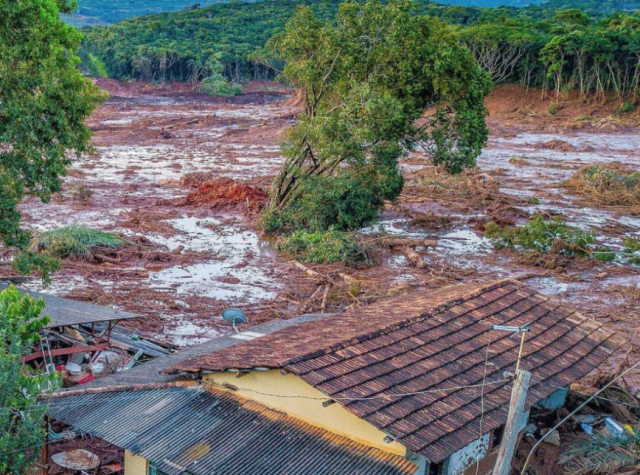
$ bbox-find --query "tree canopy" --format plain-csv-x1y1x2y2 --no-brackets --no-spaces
264,0,491,233
79,0,640,101
0,0,104,281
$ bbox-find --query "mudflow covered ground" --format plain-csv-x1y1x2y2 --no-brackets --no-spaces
11,79,640,389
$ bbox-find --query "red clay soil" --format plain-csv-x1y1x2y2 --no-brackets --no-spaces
182,177,268,210
486,84,640,131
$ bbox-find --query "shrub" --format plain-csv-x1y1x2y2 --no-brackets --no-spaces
70,184,94,204
617,102,636,114
548,103,560,116
198,76,242,97
29,225,128,260
263,172,399,234
485,216,596,257
277,229,371,265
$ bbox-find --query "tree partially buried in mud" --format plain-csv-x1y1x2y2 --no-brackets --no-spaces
264,0,491,235
0,0,104,281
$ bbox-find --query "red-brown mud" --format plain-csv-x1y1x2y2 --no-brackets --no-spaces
5,81,639,387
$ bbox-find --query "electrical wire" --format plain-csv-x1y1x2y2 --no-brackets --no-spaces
202,377,512,401
475,334,496,475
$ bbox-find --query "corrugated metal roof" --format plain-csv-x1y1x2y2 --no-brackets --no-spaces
0,283,140,328
47,387,417,475
165,279,626,463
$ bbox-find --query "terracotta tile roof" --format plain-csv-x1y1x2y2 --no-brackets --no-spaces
166,279,625,463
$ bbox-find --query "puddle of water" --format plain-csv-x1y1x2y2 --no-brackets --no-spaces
162,316,222,346
147,216,280,302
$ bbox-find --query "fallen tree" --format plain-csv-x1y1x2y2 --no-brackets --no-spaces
263,0,491,236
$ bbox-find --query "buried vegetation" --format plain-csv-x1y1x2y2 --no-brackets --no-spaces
29,225,129,261
277,230,373,266
485,216,640,267
563,165,640,210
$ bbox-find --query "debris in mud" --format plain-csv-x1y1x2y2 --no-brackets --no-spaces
178,177,268,211
562,165,640,213
402,167,526,214
179,171,217,188
407,210,454,230
536,139,578,152
118,209,181,236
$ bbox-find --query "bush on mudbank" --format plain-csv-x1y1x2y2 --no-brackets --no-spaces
277,229,372,265
563,165,640,208
29,225,129,260
198,77,242,97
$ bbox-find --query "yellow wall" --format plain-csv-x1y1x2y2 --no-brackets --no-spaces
204,371,407,456
124,450,147,475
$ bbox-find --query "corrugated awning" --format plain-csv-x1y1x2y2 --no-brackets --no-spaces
0,284,140,328
47,387,418,475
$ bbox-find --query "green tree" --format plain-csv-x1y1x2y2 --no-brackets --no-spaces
0,0,104,281
265,0,491,232
0,285,56,475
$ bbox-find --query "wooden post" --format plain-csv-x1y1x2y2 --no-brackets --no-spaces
492,370,531,475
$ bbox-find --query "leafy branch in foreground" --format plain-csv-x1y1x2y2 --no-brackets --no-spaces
0,285,58,475
0,0,104,282
264,0,490,236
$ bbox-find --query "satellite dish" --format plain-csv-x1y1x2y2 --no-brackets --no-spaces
222,308,247,333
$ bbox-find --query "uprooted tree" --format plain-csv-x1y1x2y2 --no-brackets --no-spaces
264,0,491,234
0,0,104,281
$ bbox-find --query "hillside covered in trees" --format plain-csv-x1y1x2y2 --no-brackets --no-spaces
62,0,241,27
80,0,640,99
66,0,640,26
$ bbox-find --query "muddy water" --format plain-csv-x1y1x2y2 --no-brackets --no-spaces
15,82,640,349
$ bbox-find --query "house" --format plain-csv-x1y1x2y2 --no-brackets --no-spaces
46,279,624,475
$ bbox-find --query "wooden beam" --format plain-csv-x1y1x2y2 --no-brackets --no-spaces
23,343,109,363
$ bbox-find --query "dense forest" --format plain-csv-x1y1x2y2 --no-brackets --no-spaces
62,0,241,27
80,0,640,98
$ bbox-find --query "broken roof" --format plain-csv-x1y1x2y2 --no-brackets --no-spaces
166,279,625,463
47,387,418,475
0,283,140,328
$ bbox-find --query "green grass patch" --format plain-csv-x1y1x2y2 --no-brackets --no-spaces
277,230,371,265
29,225,129,260
485,216,596,258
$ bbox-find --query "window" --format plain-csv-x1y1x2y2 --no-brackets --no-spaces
428,461,444,475
492,425,505,449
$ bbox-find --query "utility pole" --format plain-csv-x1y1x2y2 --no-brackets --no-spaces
490,325,531,475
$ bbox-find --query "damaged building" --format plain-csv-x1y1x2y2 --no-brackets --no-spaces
45,279,624,475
